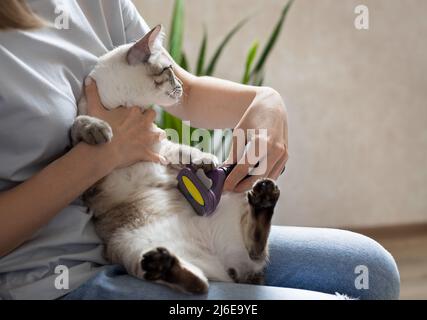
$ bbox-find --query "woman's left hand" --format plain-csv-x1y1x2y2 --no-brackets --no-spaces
224,88,289,193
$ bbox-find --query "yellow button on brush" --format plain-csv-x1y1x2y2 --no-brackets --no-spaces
182,176,205,206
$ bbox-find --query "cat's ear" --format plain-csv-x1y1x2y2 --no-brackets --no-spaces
126,24,164,65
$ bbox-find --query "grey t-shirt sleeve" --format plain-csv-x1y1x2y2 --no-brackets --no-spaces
0,0,155,300
120,0,151,42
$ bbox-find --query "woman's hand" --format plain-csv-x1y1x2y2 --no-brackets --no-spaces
153,57,288,192
0,78,168,256
224,88,289,193
84,78,166,169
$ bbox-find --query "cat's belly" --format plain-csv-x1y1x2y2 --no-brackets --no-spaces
132,191,263,281
94,164,266,282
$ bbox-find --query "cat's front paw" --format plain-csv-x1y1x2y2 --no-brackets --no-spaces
191,152,220,172
71,115,113,145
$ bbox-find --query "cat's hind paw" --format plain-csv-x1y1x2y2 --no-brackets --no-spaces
141,247,208,294
141,247,176,280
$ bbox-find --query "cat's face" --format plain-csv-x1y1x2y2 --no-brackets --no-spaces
125,25,183,107
92,25,183,110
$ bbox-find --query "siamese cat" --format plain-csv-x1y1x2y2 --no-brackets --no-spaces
71,25,280,293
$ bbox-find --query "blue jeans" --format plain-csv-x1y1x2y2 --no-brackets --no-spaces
62,226,400,300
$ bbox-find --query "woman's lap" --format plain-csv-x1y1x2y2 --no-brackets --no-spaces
265,226,399,299
62,226,400,300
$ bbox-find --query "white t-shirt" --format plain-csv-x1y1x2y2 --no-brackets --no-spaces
0,0,150,299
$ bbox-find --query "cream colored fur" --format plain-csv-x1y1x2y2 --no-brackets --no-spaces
77,26,275,293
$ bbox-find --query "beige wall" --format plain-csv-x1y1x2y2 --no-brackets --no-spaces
134,0,427,228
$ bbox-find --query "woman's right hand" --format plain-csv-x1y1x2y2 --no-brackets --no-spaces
84,77,166,169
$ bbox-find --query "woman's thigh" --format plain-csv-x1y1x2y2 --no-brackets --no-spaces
61,264,336,300
265,226,400,299
62,226,400,300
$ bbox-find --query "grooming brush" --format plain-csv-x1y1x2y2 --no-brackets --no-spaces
177,164,235,217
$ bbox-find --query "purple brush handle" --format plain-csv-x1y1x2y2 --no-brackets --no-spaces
177,165,234,216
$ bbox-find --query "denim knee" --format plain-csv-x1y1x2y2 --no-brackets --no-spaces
348,231,400,300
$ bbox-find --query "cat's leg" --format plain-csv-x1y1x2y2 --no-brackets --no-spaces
71,115,113,146
141,247,209,294
242,178,280,261
227,267,265,285
106,228,209,294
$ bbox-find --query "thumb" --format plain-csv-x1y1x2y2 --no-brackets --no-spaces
142,108,157,124
84,77,105,116
145,150,167,164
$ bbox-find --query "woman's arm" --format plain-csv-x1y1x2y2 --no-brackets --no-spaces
167,52,289,192
0,143,115,257
164,52,258,129
0,80,164,257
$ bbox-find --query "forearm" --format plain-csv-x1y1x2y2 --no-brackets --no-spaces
0,142,116,257
162,49,262,129
174,74,260,129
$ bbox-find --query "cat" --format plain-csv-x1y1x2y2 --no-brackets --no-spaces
71,25,280,294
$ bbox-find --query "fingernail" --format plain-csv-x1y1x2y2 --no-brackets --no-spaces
160,156,168,165
84,77,92,86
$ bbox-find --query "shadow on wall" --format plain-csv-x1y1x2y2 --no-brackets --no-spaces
135,0,427,228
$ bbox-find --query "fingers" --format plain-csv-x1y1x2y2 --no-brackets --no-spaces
224,133,246,165
144,131,164,144
224,161,252,192
268,150,288,180
251,140,285,178
234,175,260,193
223,133,251,191
224,137,267,192
224,134,288,192
233,154,271,193
122,107,157,128
144,149,167,164
143,108,157,123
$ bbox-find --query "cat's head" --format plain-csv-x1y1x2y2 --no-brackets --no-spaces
91,25,183,109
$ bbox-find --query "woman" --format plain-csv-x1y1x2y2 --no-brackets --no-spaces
0,0,399,300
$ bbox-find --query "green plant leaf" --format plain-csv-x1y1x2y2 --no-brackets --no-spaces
196,27,208,76
251,0,294,79
250,68,263,86
162,111,183,138
168,0,184,64
242,40,259,84
204,17,249,76
256,72,265,86
181,52,190,71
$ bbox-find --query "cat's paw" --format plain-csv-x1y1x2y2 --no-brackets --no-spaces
247,178,280,209
141,247,209,294
141,247,176,280
191,152,219,172
71,115,113,145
